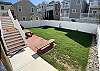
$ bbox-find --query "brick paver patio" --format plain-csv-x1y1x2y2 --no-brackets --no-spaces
26,35,49,52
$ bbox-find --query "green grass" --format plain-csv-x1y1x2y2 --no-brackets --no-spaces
29,26,93,71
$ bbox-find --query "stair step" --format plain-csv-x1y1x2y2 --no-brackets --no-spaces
3,30,18,35
7,42,25,50
1,16,10,19
4,32,20,37
2,25,14,28
1,18,11,20
7,46,25,56
2,28,15,32
4,34,21,40
1,20,12,22
7,39,24,46
6,37,23,43
1,23,13,26
1,21,12,24
2,26,15,30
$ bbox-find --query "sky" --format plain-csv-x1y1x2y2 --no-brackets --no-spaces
0,0,89,5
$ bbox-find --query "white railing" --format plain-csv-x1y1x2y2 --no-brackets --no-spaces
61,6,69,9
46,6,54,11
8,9,26,43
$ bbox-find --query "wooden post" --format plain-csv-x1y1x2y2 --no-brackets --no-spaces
1,42,13,71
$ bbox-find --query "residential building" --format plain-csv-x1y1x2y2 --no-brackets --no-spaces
30,13,43,20
60,0,88,20
37,1,60,20
0,1,12,10
88,0,100,19
37,1,47,19
12,0,37,21
46,1,60,20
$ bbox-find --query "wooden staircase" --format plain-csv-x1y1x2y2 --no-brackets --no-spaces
1,16,26,56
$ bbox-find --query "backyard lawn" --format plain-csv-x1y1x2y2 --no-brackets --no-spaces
29,27,93,71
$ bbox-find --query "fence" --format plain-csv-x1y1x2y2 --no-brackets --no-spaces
97,25,100,70
19,20,98,34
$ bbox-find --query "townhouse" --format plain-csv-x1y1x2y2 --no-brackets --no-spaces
88,0,100,19
37,1,60,20
60,0,88,21
11,0,40,21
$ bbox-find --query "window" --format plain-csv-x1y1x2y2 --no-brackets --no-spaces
92,10,97,14
36,17,39,20
76,0,80,4
18,6,22,12
1,6,4,10
42,6,43,8
31,7,34,12
72,9,77,13
22,17,26,21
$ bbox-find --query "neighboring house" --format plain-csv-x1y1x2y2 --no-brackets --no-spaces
60,0,88,20
30,13,43,20
46,1,60,20
0,1,12,10
12,0,37,21
37,1,47,20
88,0,100,19
37,1,60,20
60,0,70,20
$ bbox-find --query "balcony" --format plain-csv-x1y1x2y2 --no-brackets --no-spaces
0,10,8,16
80,13,100,20
46,6,54,11
90,1,100,8
61,6,69,9
60,13,69,17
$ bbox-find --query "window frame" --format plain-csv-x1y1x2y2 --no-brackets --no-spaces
92,10,97,14
31,7,34,13
18,6,22,12
72,9,77,13
1,6,4,10
22,16,26,21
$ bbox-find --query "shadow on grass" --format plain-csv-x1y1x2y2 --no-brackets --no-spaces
40,26,53,29
55,27,93,47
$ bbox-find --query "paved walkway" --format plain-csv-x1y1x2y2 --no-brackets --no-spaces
9,47,58,71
